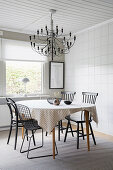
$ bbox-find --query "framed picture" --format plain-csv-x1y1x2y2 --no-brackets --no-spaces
49,61,64,89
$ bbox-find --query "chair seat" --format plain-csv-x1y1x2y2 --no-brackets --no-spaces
65,112,92,123
23,119,42,131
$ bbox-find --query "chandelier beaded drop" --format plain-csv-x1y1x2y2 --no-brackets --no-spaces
29,9,76,61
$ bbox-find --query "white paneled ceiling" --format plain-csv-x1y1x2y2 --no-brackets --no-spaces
0,0,113,34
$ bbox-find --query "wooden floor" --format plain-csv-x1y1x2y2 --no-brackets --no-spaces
0,127,113,170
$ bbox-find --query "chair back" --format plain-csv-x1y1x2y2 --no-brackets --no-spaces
6,98,19,120
17,104,32,121
61,91,76,101
82,92,98,121
82,92,98,104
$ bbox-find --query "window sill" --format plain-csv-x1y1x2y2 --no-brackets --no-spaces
0,94,50,105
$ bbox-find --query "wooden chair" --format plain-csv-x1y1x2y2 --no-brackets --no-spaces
58,91,76,141
6,98,23,150
45,92,76,141
64,92,98,149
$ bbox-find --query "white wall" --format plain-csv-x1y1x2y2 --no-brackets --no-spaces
65,20,113,136
0,30,65,128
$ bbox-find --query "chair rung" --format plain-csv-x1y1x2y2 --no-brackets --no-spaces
60,127,66,130
67,130,92,137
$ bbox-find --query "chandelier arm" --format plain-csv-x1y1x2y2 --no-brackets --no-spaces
53,40,69,54
55,32,63,37
35,49,48,57
49,51,60,57
54,39,64,50
54,36,63,43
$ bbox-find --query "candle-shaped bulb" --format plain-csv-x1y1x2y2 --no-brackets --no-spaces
29,36,31,41
41,29,43,33
74,36,76,41
37,30,39,34
45,25,47,30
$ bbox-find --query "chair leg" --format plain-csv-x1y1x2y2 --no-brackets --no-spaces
81,123,85,140
64,120,70,142
22,127,24,139
69,122,74,137
60,120,63,133
42,129,43,146
21,129,57,159
7,124,12,144
26,130,28,141
32,130,36,146
77,123,79,149
89,122,96,145
20,132,26,153
58,121,60,141
14,123,18,150
27,136,32,159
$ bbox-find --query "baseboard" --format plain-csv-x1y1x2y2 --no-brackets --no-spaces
0,126,10,131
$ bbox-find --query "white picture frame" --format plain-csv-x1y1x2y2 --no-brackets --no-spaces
49,61,64,89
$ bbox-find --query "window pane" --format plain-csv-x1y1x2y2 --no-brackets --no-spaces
6,61,42,95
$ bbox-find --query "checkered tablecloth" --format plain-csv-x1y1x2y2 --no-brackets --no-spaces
16,100,98,133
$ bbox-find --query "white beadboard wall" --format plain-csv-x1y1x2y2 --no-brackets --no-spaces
65,20,113,136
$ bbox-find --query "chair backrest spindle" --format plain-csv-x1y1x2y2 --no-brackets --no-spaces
82,92,98,104
61,91,76,102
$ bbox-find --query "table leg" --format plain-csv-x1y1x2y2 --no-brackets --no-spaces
22,127,24,139
52,128,55,159
85,110,90,151
58,121,60,141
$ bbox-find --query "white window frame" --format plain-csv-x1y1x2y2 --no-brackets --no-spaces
0,38,46,97
5,60,44,96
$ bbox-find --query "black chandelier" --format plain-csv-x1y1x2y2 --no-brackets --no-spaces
29,9,76,61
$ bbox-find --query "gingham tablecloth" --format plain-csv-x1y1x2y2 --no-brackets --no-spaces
16,100,98,133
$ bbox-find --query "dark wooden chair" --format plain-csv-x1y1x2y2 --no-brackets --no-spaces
45,92,76,141
58,91,76,141
64,92,98,149
6,98,23,150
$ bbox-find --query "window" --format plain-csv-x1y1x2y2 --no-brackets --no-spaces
6,61,42,95
0,38,47,96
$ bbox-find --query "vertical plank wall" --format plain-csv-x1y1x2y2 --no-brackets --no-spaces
65,20,113,135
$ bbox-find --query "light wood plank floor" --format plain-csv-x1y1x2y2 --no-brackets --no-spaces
0,127,113,170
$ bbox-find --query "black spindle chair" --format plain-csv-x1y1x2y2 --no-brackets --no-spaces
46,92,76,141
57,91,76,141
64,92,98,149
6,98,23,150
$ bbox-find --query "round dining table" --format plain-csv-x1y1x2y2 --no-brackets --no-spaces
17,99,98,159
